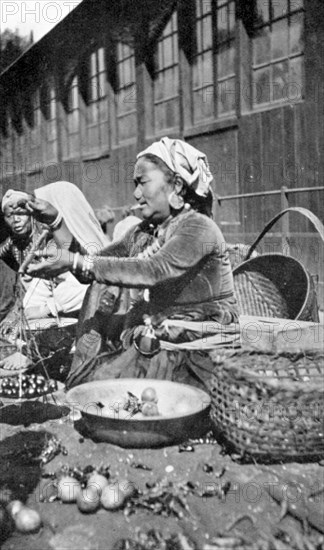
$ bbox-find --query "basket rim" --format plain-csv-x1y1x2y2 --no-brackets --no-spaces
213,351,324,393
232,252,307,271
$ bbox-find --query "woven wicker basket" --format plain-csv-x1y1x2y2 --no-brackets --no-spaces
210,349,324,462
233,207,324,322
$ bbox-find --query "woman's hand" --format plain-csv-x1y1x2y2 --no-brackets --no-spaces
25,197,59,225
26,248,73,278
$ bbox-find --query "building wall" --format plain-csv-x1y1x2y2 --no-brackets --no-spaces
0,0,323,302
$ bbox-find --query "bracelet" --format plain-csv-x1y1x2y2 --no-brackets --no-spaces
82,254,95,279
72,252,80,274
48,213,63,229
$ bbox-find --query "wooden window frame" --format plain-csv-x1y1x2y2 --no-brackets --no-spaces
116,42,137,142
191,0,214,123
215,0,237,118
67,76,80,135
153,10,180,133
252,0,305,108
87,47,106,103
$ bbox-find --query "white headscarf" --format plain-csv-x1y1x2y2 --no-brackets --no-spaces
34,181,109,253
1,190,31,212
137,137,213,197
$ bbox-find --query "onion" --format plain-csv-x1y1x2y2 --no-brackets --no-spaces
76,486,100,514
87,472,109,495
14,506,42,533
141,387,158,403
6,500,24,518
57,476,81,503
141,402,159,416
100,484,125,510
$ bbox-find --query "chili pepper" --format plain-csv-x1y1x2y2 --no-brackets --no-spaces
130,462,152,471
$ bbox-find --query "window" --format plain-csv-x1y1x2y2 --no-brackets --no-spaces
88,48,106,102
252,0,304,107
216,0,236,116
32,90,41,128
154,12,180,132
192,0,214,122
85,47,109,151
67,76,80,134
29,90,42,165
87,47,107,126
44,86,57,161
66,76,80,157
116,43,137,141
40,82,54,121
192,0,236,122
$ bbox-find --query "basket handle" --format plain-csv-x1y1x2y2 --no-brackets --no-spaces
245,206,324,260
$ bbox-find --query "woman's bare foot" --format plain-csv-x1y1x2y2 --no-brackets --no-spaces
0,352,31,371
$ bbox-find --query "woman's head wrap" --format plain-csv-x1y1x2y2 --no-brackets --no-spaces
2,189,31,212
137,137,213,197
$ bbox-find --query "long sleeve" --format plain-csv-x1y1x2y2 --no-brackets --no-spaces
92,214,223,288
0,237,19,271
23,273,88,317
99,223,143,258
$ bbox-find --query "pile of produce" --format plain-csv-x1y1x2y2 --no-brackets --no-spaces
123,387,160,417
41,466,134,513
40,463,231,522
98,387,161,418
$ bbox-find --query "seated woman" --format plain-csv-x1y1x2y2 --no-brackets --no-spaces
0,182,109,370
27,138,239,390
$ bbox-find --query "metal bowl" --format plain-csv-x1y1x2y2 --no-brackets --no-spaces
65,378,211,448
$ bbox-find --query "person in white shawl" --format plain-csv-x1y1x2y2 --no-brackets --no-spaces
0,182,109,370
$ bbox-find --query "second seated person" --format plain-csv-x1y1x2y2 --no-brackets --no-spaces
27,138,239,390
0,181,109,370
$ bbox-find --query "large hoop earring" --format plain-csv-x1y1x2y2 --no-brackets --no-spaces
168,191,184,211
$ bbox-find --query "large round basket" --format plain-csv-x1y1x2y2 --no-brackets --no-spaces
209,349,324,462
233,207,324,322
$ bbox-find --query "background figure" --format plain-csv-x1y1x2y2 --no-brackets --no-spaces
112,205,141,242
94,205,115,237
0,189,88,326
0,182,109,370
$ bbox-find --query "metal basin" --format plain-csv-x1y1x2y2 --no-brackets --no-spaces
65,378,211,448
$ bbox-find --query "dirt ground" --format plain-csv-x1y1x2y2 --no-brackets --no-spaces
0,390,323,550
